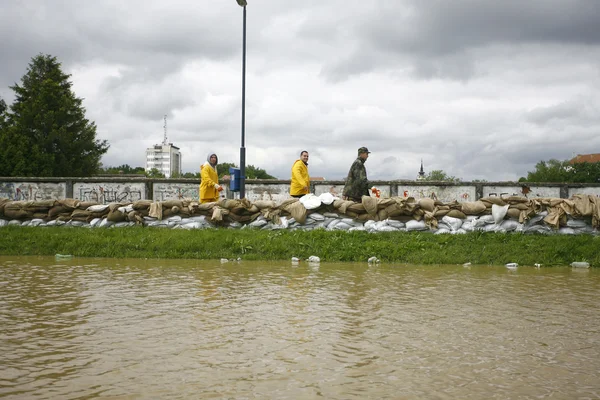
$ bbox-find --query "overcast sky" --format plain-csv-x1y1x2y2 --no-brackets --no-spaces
1,0,599,181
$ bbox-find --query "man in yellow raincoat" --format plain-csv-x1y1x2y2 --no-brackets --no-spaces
290,150,310,198
200,153,223,203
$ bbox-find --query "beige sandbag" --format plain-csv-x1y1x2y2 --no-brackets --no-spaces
461,201,487,215
377,209,388,221
254,200,277,210
77,201,99,209
506,208,521,219
281,201,307,224
132,200,153,210
71,210,91,219
162,200,184,209
346,203,366,213
480,197,507,207
418,198,435,212
445,209,467,219
60,199,81,210
107,209,126,222
3,208,31,220
149,202,163,220
362,196,378,216
211,207,224,222
48,205,69,218
333,199,354,214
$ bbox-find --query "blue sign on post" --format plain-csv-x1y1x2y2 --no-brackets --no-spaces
229,167,241,192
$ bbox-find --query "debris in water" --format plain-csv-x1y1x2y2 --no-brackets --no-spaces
307,256,320,263
55,254,73,259
220,258,229,264
570,261,590,268
505,263,518,269
367,256,380,264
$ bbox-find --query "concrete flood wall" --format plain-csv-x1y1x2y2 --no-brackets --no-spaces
0,177,599,203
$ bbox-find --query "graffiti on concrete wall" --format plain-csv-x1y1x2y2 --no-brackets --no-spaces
73,183,145,204
483,185,559,199
153,183,200,201
400,185,476,203
0,182,66,201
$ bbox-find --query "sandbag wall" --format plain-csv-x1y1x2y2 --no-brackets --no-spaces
0,194,598,234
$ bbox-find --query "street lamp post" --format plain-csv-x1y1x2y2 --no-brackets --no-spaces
236,0,247,198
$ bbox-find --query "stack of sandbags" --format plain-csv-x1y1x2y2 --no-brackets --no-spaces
3,200,57,220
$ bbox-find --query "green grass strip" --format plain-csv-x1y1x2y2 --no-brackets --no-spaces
0,226,598,266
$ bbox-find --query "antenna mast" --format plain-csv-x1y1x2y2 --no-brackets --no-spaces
163,114,168,145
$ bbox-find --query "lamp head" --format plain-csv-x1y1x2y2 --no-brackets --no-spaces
236,0,247,6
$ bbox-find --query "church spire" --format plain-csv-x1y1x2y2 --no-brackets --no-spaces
417,159,425,180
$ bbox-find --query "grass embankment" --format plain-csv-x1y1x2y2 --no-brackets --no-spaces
0,226,598,266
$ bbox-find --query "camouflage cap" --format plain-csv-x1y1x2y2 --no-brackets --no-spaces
358,147,371,155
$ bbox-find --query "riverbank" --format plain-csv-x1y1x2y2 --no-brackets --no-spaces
1,226,597,266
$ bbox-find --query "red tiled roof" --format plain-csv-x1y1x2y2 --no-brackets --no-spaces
310,177,326,181
569,153,600,164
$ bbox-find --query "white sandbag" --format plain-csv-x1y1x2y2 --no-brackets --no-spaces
434,228,451,234
364,220,377,230
566,218,588,228
523,225,551,234
8,220,22,226
331,222,353,230
376,225,398,232
87,204,110,212
472,215,495,227
318,192,335,205
499,220,520,232
118,204,134,214
323,218,336,227
442,215,463,231
385,219,405,229
341,218,361,227
181,222,205,229
249,219,268,228
113,222,133,228
558,227,576,235
167,215,182,222
300,194,322,210
323,212,340,218
492,204,509,224
0,219,7,227
525,212,547,227
308,212,325,221
453,228,467,234
229,221,243,228
30,218,45,227
461,222,474,232
349,226,366,231
406,220,428,231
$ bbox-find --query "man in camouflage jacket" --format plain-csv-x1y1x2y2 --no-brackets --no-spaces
342,147,371,202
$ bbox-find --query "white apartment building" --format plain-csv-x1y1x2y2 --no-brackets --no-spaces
145,143,181,178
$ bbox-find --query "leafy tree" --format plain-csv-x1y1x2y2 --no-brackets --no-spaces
521,159,571,182
182,172,200,178
246,164,277,179
0,97,6,115
0,54,109,177
423,169,461,183
570,162,600,183
145,168,165,178
99,164,145,175
217,162,237,178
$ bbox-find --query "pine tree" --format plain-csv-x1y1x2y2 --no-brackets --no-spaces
0,54,109,177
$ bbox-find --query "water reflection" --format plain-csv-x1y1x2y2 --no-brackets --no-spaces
1,256,599,399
